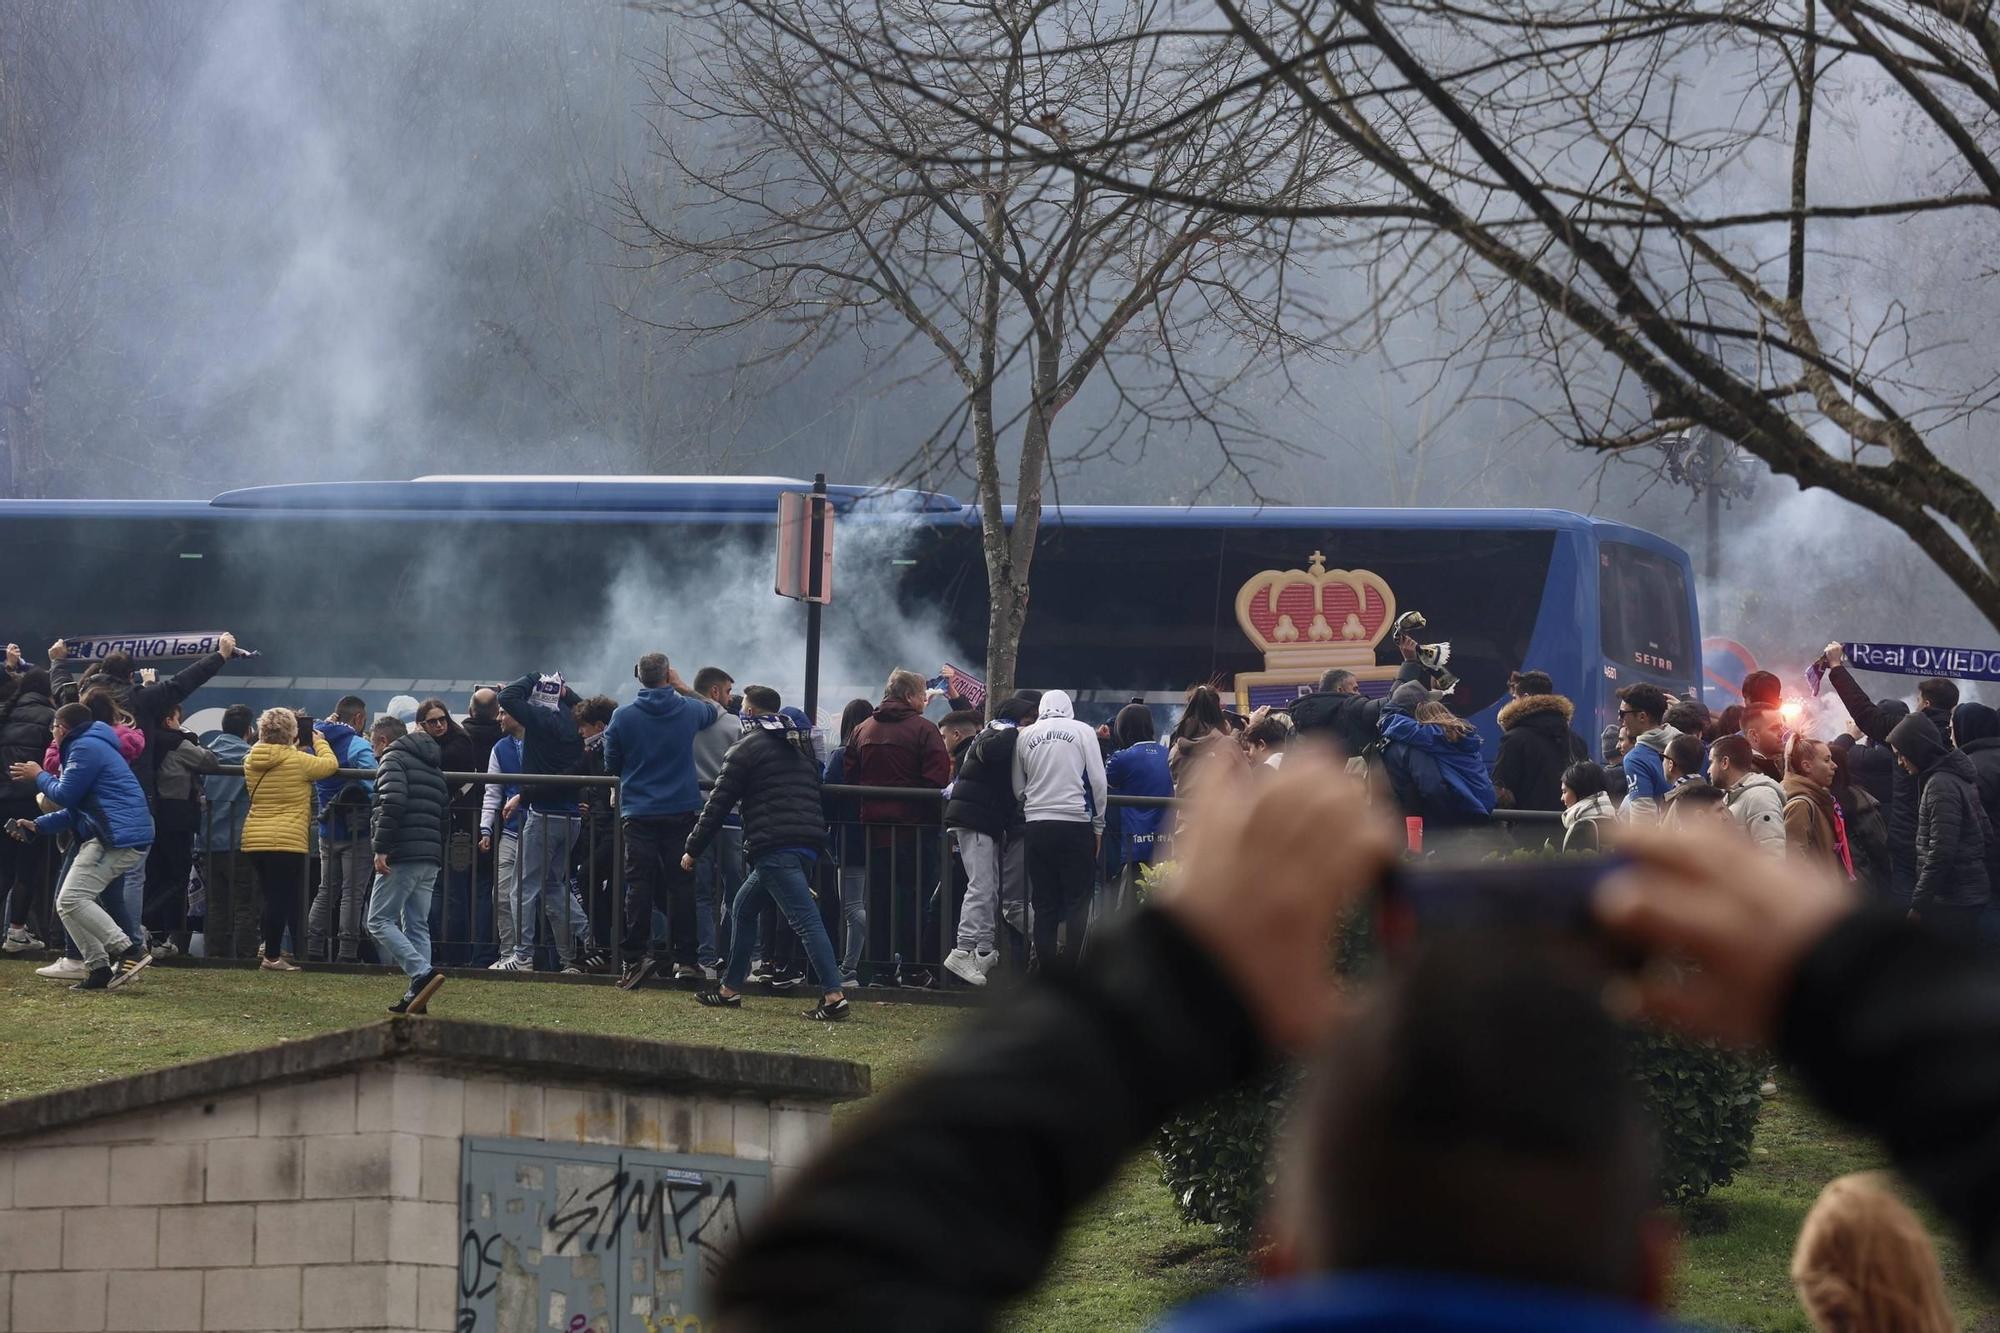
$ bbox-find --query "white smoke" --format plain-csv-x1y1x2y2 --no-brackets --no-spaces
574,508,972,725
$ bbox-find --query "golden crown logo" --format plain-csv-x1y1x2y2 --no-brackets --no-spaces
1232,552,1402,710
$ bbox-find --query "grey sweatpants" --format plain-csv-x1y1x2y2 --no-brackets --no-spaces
951,828,1030,953
58,842,145,969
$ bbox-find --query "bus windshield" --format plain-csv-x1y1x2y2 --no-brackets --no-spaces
1599,541,1694,684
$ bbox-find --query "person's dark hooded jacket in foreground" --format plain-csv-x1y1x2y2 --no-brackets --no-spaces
1889,712,1992,914
1833,666,1940,902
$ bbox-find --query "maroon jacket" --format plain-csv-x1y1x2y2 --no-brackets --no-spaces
849,698,952,830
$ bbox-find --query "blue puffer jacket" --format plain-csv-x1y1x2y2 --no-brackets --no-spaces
199,732,252,853
1157,1272,1686,1333
1379,713,1498,826
313,722,376,838
35,720,156,849
604,687,719,819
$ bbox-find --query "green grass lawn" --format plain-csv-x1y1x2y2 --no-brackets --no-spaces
1,957,1990,1330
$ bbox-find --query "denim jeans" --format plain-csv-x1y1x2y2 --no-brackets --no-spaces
513,811,585,965
366,858,438,981
722,851,842,994
57,842,145,969
834,865,867,977
694,826,744,970
309,836,371,962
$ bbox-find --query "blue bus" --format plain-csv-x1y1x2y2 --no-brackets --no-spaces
0,475,1698,753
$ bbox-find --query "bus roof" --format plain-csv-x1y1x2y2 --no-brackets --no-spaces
0,477,1674,552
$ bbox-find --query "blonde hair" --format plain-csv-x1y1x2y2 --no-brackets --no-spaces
1792,1173,1955,1333
257,707,299,746
1414,700,1476,743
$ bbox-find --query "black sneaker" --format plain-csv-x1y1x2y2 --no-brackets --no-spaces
107,946,153,991
803,996,850,1021
390,970,447,1015
694,988,742,1008
617,957,657,992
767,966,804,991
898,967,937,991
71,966,114,991
577,947,609,974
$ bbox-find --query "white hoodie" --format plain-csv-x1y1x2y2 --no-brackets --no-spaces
1012,689,1108,832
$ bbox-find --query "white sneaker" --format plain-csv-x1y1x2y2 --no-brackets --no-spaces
943,948,987,988
492,956,532,972
974,948,1001,976
150,941,180,960
36,956,89,980
3,926,44,953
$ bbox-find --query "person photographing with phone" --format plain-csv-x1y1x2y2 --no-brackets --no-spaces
710,746,2000,1331
7,702,156,991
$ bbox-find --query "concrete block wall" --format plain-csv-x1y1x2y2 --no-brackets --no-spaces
0,1060,835,1333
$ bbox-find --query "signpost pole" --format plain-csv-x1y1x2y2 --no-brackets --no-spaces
804,472,827,721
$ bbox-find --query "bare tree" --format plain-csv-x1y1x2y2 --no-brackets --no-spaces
923,0,2000,633
619,0,1352,703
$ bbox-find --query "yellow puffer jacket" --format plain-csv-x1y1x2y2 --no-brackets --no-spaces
241,734,341,854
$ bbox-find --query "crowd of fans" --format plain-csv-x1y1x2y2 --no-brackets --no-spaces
2,628,1994,1010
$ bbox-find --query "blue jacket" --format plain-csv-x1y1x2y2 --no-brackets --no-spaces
313,722,376,837
1380,713,1498,826
484,735,525,837
1106,741,1173,864
34,720,155,849
603,687,719,819
1157,1272,1683,1333
198,732,252,852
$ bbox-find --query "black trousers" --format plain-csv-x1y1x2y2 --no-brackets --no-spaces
204,850,261,959
1025,821,1096,969
249,851,309,961
866,827,942,975
622,813,700,966
143,830,195,934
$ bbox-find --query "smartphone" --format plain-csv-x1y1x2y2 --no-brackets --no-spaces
1377,856,1629,958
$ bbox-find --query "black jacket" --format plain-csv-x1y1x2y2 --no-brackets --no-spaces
372,731,450,863
714,902,2000,1327
461,714,505,773
1491,694,1587,812
1831,666,1939,899
0,677,55,806
1288,689,1380,757
943,723,1023,836
686,723,827,863
57,653,227,799
1890,712,1991,911
1833,776,1893,899
1951,705,2000,898
497,674,584,812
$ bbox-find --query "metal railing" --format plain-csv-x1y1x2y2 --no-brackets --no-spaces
2,766,1571,987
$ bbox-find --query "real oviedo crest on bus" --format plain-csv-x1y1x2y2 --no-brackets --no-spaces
1232,552,1401,712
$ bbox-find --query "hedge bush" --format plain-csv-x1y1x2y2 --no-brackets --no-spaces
1156,1029,1760,1246
1144,858,1760,1243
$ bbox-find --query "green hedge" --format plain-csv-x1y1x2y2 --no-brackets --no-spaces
1156,1030,1760,1246
1145,855,1760,1244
